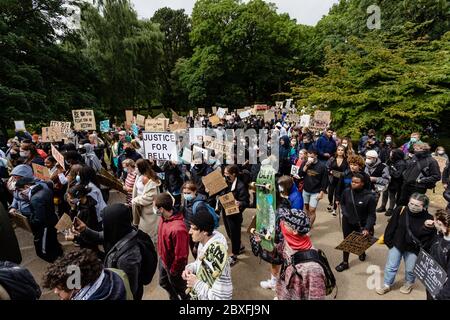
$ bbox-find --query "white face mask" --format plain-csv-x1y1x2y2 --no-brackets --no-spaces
385,139,392,144
308,157,315,163
437,150,445,155
365,159,373,166
408,202,423,213
341,144,348,148
20,151,30,158
278,185,284,192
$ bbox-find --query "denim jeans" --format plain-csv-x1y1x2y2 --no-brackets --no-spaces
383,246,417,286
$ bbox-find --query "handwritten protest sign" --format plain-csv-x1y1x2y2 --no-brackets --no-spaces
275,101,283,109
32,163,51,181
169,121,187,132
181,148,192,163
239,110,252,119
288,114,300,123
216,108,226,119
193,146,209,161
42,126,63,143
171,109,183,123
14,121,26,131
285,99,293,109
154,113,166,119
209,115,221,126
72,109,96,131
55,213,73,233
189,128,206,145
51,144,65,170
145,119,167,132
291,165,300,176
189,110,194,117
264,110,275,123
313,110,331,130
50,121,71,137
300,115,311,127
219,192,240,216
142,132,177,161
12,213,32,233
125,110,133,128
335,231,378,256
204,139,234,159
414,249,448,298
202,170,228,196
100,120,110,133
212,107,217,114
198,108,206,115
136,114,146,126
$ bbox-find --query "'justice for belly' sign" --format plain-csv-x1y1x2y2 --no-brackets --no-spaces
142,132,178,161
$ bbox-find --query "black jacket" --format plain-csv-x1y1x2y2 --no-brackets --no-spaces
0,205,22,264
0,261,41,300
402,153,441,189
299,160,328,194
71,196,101,231
163,164,185,195
335,170,371,202
190,163,213,195
428,234,450,300
384,206,435,255
340,188,376,230
386,150,407,191
443,162,450,185
220,177,250,214
29,182,58,231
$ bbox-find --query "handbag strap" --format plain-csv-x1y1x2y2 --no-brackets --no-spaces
404,207,423,248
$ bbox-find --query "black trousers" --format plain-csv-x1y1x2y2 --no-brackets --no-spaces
34,227,63,263
223,211,243,256
158,259,189,300
341,216,373,263
397,184,427,207
327,178,339,209
381,188,400,210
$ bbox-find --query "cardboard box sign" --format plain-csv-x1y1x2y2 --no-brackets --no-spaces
145,119,167,132
219,192,240,216
32,163,51,181
142,132,178,161
209,115,221,126
14,121,26,131
169,122,187,132
51,144,65,170
335,231,378,256
50,121,72,137
136,114,146,126
300,115,311,127
12,213,32,233
212,107,217,114
202,170,228,196
154,113,166,119
275,101,283,109
41,126,63,143
198,108,206,115
264,110,275,123
72,109,96,131
313,110,332,129
55,213,73,232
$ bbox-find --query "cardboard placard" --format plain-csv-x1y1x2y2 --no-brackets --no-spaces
41,126,63,143
154,113,166,119
212,107,217,114
300,115,311,127
204,139,234,157
216,108,226,119
100,120,110,133
219,192,240,216
189,110,194,117
193,145,209,161
136,114,146,126
198,108,206,115
209,115,221,126
239,110,252,119
264,110,275,123
181,148,192,163
12,213,32,233
51,144,65,170
202,170,228,196
285,99,293,109
145,119,167,132
125,110,134,127
55,213,73,232
335,231,378,256
72,109,96,131
413,248,448,298
275,101,283,109
14,121,26,131
32,163,51,181
288,114,300,123
50,121,72,137
291,165,299,176
171,109,183,123
189,128,206,145
169,121,187,132
313,110,332,129
142,132,178,161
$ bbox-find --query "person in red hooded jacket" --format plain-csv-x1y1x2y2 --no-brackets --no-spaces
155,193,190,300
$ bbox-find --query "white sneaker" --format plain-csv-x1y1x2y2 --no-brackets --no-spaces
376,285,391,295
260,278,276,290
400,283,413,294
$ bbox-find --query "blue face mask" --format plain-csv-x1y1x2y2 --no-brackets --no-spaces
208,159,215,165
410,137,418,143
184,194,194,202
75,175,81,183
123,168,128,173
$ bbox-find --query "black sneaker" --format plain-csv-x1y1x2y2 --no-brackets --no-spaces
326,205,333,213
335,262,349,272
376,207,386,213
359,253,366,261
229,255,238,267
385,209,393,217
239,245,245,255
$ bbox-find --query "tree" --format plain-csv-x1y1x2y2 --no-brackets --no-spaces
79,0,164,114
151,8,192,109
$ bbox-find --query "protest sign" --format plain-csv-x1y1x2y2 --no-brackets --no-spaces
181,148,192,163
32,163,51,181
50,121,71,137
51,144,65,170
313,110,332,130
291,165,300,176
216,108,226,119
171,109,183,123
209,115,221,126
300,115,311,127
264,110,275,123
335,231,378,256
189,128,206,145
198,108,206,115
12,213,32,233
72,109,96,131
169,121,187,132
125,110,134,128
42,126,63,143
275,101,283,109
285,99,293,109
239,110,252,119
136,114,146,126
142,132,177,161
55,213,73,233
219,192,240,216
414,248,448,298
131,123,139,136
202,170,228,196
100,120,110,133
189,110,194,117
212,106,217,114
145,119,167,132
154,113,166,119
193,145,209,161
204,139,234,159
14,121,26,131
288,114,300,123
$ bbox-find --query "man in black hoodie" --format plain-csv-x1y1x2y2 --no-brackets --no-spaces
397,143,441,206
335,173,376,272
190,153,213,202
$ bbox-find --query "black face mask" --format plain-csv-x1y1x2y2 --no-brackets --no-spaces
415,150,428,158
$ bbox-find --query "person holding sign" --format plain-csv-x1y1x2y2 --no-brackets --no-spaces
220,165,250,267
335,174,376,272
19,143,44,166
377,193,435,295
423,209,450,300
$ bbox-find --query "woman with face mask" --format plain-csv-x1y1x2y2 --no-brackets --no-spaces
379,135,396,164
431,146,449,163
340,138,355,157
377,193,435,296
423,209,450,300
19,143,44,166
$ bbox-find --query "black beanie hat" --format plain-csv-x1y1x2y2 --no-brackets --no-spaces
190,208,215,234
279,208,311,235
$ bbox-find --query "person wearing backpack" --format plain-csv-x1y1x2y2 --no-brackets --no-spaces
377,193,435,295
74,203,157,300
155,193,190,300
220,165,250,267
335,174,376,272
423,209,450,300
397,143,441,206
271,208,327,300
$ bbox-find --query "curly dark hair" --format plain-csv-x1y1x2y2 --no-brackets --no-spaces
435,209,450,236
347,155,365,168
42,249,103,291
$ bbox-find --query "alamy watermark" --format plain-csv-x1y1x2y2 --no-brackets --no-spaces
367,5,381,30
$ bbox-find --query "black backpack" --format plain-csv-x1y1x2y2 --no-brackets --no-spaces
291,249,337,298
135,230,158,286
